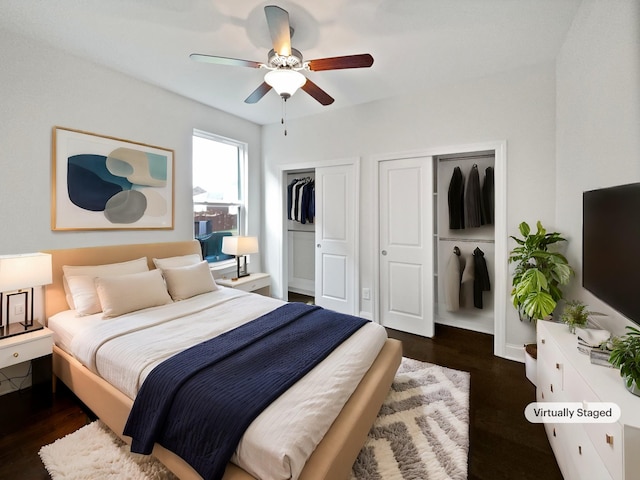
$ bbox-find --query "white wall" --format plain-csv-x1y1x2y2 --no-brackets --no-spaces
0,28,263,395
263,62,558,359
555,0,640,336
0,28,263,255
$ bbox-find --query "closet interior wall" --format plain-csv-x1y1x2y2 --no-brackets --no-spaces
435,152,495,335
286,170,315,297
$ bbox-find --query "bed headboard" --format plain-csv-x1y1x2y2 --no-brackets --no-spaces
43,240,202,319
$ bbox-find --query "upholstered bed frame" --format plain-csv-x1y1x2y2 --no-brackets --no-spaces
44,240,402,480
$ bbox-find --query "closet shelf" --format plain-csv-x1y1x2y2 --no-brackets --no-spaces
438,236,494,243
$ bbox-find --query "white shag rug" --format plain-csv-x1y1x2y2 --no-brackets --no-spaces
40,358,469,480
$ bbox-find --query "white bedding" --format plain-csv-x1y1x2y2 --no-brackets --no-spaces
48,287,387,480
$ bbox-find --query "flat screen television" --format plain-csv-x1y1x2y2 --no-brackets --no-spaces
583,182,640,326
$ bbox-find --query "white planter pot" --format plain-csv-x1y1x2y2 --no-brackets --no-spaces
524,344,537,387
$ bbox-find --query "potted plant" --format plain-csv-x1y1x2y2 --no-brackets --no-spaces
509,221,574,386
559,300,591,334
509,221,574,322
609,326,640,396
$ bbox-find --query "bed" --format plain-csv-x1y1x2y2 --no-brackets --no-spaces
44,240,402,480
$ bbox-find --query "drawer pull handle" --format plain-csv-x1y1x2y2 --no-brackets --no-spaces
606,434,614,445
550,384,554,393
555,363,560,370
541,338,546,344
553,428,556,437
13,352,19,358
541,391,545,399
578,445,582,455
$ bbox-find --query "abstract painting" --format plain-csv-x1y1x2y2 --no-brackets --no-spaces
52,127,174,230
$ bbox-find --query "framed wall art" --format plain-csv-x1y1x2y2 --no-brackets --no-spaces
52,127,175,230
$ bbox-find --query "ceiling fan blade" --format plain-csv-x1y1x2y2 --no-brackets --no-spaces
245,82,272,104
301,79,334,106
308,54,374,71
264,5,291,56
190,53,262,69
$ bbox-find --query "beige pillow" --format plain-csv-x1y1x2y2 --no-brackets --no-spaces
152,254,202,271
95,269,172,318
62,257,149,312
162,261,217,301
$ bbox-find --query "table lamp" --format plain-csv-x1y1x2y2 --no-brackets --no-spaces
221,236,259,280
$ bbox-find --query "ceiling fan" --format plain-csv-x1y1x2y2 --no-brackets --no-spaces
190,5,374,106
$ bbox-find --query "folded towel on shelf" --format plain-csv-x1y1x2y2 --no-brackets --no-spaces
575,327,611,347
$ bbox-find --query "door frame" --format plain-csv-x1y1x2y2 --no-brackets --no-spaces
278,157,360,314
372,141,508,358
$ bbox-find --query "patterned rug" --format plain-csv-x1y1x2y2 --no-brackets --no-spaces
351,357,470,480
39,358,469,480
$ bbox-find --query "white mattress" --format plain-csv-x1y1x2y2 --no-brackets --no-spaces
48,287,387,480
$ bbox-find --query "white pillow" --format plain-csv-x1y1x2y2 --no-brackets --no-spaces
63,257,149,313
162,261,218,301
65,275,102,315
152,254,202,271
95,269,172,319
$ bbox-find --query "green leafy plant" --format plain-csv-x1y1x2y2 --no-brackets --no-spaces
609,326,640,392
559,300,591,333
509,221,574,321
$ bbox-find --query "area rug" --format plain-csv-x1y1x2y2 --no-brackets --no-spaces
39,358,469,480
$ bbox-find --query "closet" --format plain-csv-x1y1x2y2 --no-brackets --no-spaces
281,160,358,316
286,171,315,298
434,151,495,335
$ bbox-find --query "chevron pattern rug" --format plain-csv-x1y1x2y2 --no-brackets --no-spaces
39,358,469,480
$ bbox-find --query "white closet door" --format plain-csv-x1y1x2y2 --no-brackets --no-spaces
379,157,434,337
314,163,357,315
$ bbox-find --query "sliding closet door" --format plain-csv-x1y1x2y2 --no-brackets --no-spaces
314,163,357,315
378,157,434,337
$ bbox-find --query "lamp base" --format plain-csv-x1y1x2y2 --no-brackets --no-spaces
235,255,250,280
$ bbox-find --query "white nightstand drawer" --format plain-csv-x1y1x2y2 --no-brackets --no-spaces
0,328,53,369
216,273,271,296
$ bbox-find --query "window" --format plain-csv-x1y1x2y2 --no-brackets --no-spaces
192,130,247,263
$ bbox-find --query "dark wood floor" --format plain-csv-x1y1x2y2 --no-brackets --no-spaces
0,324,562,479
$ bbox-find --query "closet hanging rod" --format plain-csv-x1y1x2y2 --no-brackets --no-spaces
438,236,494,243
437,154,495,162
288,229,315,233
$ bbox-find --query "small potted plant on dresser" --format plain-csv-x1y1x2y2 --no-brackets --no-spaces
609,326,640,396
559,300,591,334
509,220,574,386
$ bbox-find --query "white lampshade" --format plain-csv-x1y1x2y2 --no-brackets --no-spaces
264,69,306,99
221,236,259,256
0,252,52,292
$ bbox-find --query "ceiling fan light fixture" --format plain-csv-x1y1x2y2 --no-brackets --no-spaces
264,69,306,99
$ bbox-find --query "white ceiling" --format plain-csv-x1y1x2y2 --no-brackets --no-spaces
1,0,582,125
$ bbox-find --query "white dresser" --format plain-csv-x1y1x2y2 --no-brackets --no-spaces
537,320,640,480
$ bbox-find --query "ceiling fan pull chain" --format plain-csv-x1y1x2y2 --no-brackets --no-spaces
282,97,288,136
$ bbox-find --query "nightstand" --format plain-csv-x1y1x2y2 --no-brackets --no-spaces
216,273,271,296
0,327,53,404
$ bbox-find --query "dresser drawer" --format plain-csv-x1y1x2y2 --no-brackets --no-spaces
0,331,53,369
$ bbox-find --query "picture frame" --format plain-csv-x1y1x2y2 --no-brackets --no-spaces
52,127,175,231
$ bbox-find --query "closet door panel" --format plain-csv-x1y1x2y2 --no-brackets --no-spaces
315,164,356,315
378,157,434,337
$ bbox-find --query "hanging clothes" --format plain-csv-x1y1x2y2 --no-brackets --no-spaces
444,249,462,312
481,166,494,225
465,164,483,228
473,247,491,309
460,252,475,308
448,166,465,229
300,180,315,224
287,178,315,224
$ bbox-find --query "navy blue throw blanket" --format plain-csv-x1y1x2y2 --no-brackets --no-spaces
123,302,368,480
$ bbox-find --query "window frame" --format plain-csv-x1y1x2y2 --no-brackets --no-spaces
192,129,248,267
